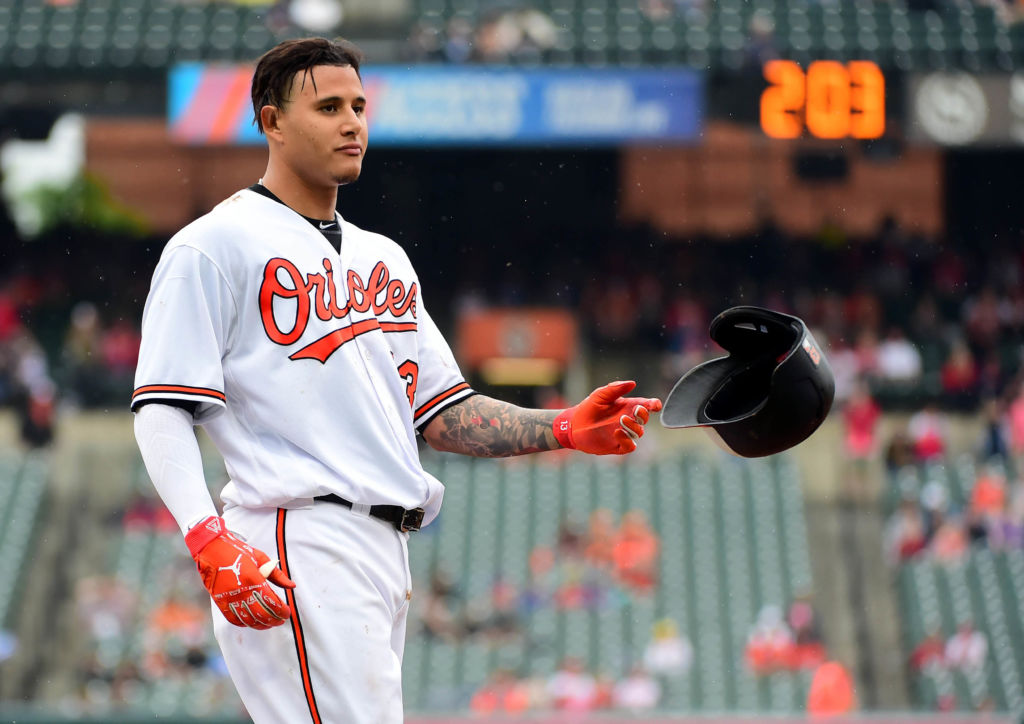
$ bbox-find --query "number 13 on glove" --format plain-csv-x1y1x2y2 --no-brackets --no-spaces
553,380,663,455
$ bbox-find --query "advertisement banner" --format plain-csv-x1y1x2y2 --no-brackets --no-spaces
169,64,703,146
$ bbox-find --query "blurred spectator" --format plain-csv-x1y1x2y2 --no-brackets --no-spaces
806,660,857,717
612,664,661,711
920,478,949,532
908,403,949,462
547,657,599,711
521,545,555,614
75,576,138,645
420,569,463,641
846,288,883,337
876,327,923,386
122,490,177,532
929,510,968,564
971,465,1008,518
443,17,474,63
146,593,206,645
885,498,928,565
642,618,693,675
940,340,980,410
885,430,917,473
843,379,881,461
745,605,796,675
977,397,1011,465
989,489,1024,551
464,576,520,641
1008,381,1024,472
470,669,531,714
842,379,881,501
787,593,826,668
471,8,556,64
742,10,778,69
945,622,988,672
611,511,659,592
402,21,443,62
909,295,944,346
8,330,55,447
99,319,141,398
828,340,862,405
0,288,20,346
583,508,616,570
963,287,1002,353
61,301,104,407
852,328,881,380
910,628,946,672
557,518,584,559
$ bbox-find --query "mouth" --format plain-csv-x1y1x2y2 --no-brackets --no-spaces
336,144,363,157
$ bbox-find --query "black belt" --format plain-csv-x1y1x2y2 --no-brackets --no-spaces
315,493,424,532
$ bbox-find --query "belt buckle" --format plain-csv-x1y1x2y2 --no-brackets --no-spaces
400,507,424,532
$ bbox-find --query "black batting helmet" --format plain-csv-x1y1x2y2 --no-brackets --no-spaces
661,306,834,457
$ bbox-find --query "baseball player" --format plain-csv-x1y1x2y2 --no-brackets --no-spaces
132,37,662,723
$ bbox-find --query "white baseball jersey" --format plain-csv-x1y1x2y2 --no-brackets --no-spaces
132,187,474,525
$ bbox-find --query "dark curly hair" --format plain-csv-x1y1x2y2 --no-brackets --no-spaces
251,37,365,134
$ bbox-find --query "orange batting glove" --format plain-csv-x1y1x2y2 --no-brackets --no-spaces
184,516,296,629
553,380,663,455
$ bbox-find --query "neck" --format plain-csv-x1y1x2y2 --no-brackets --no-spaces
260,159,338,220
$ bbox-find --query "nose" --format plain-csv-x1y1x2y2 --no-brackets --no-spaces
340,106,361,136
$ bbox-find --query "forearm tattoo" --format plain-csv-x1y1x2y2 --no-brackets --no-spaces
429,395,560,457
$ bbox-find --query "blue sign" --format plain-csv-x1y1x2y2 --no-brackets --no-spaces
170,65,703,147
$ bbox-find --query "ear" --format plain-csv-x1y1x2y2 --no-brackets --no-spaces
260,105,284,141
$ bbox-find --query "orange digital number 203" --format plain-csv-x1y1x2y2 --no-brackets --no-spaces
760,60,885,140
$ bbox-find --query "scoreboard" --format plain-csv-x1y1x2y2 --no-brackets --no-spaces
760,60,886,140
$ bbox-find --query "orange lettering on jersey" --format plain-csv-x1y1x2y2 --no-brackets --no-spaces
322,259,348,319
260,257,418,363
260,258,311,345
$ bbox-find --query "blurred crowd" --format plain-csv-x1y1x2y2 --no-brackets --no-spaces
399,0,1024,70
69,493,240,717
2,196,1023,442
409,503,830,713
403,7,558,65
417,508,662,645
884,459,1024,567
875,367,1024,569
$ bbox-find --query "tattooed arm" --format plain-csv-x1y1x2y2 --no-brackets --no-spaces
420,395,561,457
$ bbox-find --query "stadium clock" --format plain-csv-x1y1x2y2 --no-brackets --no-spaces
760,60,886,140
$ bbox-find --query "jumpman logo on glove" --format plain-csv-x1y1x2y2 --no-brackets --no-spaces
185,516,296,629
217,554,244,587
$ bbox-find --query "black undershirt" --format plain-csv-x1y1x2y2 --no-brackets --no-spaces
137,183,343,416
248,182,342,254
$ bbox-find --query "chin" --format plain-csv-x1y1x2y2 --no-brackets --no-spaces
332,166,362,186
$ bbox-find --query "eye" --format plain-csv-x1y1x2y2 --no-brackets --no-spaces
321,104,337,113
353,105,365,115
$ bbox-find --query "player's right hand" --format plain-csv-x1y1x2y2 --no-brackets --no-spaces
185,516,296,629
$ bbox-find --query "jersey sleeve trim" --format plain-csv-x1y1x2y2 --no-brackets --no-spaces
413,382,475,429
131,384,226,411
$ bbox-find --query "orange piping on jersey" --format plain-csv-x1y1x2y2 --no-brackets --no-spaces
380,322,418,333
414,382,472,422
276,509,323,724
131,385,226,402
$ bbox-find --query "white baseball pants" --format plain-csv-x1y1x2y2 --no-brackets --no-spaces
212,501,412,724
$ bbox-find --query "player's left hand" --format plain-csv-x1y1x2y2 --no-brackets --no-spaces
553,380,663,455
